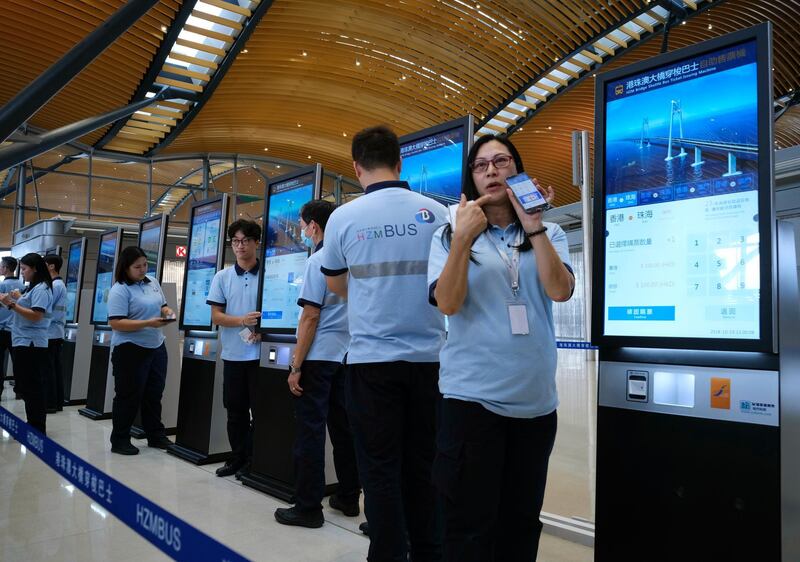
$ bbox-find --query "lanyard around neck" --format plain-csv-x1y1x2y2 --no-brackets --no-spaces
484,228,523,297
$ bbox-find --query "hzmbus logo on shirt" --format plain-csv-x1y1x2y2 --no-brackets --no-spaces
415,208,436,223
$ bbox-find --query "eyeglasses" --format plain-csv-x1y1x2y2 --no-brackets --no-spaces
469,154,514,173
231,237,255,247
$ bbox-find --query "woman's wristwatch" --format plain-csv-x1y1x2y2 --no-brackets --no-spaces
525,226,548,238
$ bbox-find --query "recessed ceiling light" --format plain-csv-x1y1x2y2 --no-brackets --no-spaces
263,147,269,151
302,51,307,56
161,25,167,33
342,132,347,137
242,49,248,54
708,24,713,30
355,60,361,66
297,123,302,127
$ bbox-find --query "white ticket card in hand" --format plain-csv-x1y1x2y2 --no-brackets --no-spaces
239,327,256,343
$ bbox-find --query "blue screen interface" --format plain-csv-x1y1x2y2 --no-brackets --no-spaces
603,40,760,340
139,218,163,278
92,233,118,324
260,174,314,331
400,127,464,205
183,202,222,328
65,241,83,323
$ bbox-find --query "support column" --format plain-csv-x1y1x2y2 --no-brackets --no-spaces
14,163,25,231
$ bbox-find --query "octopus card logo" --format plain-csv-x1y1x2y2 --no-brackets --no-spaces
710,377,731,410
615,84,624,96
415,209,435,224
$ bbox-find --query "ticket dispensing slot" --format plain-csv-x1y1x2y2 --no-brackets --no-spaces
627,370,648,402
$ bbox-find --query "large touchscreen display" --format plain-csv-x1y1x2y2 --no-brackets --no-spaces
259,173,314,331
65,240,84,323
183,201,222,328
603,40,760,340
400,127,465,205
92,232,119,324
139,216,165,278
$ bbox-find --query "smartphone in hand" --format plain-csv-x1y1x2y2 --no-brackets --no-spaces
506,172,548,214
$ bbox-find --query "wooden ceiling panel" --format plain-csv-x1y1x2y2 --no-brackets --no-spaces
511,0,800,207
164,0,646,173
0,0,181,146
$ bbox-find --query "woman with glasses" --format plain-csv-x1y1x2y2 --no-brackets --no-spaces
427,134,575,561
0,253,54,434
107,246,176,455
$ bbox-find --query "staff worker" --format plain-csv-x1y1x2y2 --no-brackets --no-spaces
427,134,574,562
44,255,67,413
275,200,361,529
107,247,175,455
207,219,262,478
321,125,448,562
0,257,24,400
0,253,54,434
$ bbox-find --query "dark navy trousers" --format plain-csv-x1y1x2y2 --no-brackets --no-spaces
110,342,167,444
292,360,360,512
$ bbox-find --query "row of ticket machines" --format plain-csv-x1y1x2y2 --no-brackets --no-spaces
29,22,800,559
52,116,477,501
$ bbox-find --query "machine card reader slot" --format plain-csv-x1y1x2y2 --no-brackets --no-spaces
627,370,649,402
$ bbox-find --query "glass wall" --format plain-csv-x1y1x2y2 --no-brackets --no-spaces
2,147,361,250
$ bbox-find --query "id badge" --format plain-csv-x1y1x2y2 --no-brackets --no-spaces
507,301,529,335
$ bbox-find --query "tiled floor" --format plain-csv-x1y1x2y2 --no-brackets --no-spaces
0,350,596,561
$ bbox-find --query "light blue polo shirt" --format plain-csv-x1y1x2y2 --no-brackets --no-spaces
427,221,573,418
11,281,53,348
297,243,349,363
321,181,447,364
47,277,67,340
108,275,168,349
0,276,25,332
207,261,261,362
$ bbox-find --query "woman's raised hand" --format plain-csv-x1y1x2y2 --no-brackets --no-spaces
454,193,492,242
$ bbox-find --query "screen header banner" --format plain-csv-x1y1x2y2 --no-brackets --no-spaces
606,41,756,102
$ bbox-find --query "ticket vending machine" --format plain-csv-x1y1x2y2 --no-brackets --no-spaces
167,195,230,464
129,214,182,437
592,23,800,561
241,164,337,500
79,228,122,420
61,237,88,404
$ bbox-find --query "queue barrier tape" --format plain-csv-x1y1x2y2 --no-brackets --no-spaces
556,341,598,350
0,406,249,562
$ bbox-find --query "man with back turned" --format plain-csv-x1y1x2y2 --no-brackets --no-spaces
321,125,447,561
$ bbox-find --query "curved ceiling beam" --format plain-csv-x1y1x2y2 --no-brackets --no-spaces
94,0,200,151
479,0,726,138
147,0,276,156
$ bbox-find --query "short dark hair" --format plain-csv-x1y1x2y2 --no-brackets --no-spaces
227,219,261,242
19,253,52,289
300,200,336,232
351,125,400,171
115,246,147,284
1,256,17,274
43,254,63,273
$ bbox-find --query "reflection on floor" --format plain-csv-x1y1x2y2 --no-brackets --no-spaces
0,351,595,562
